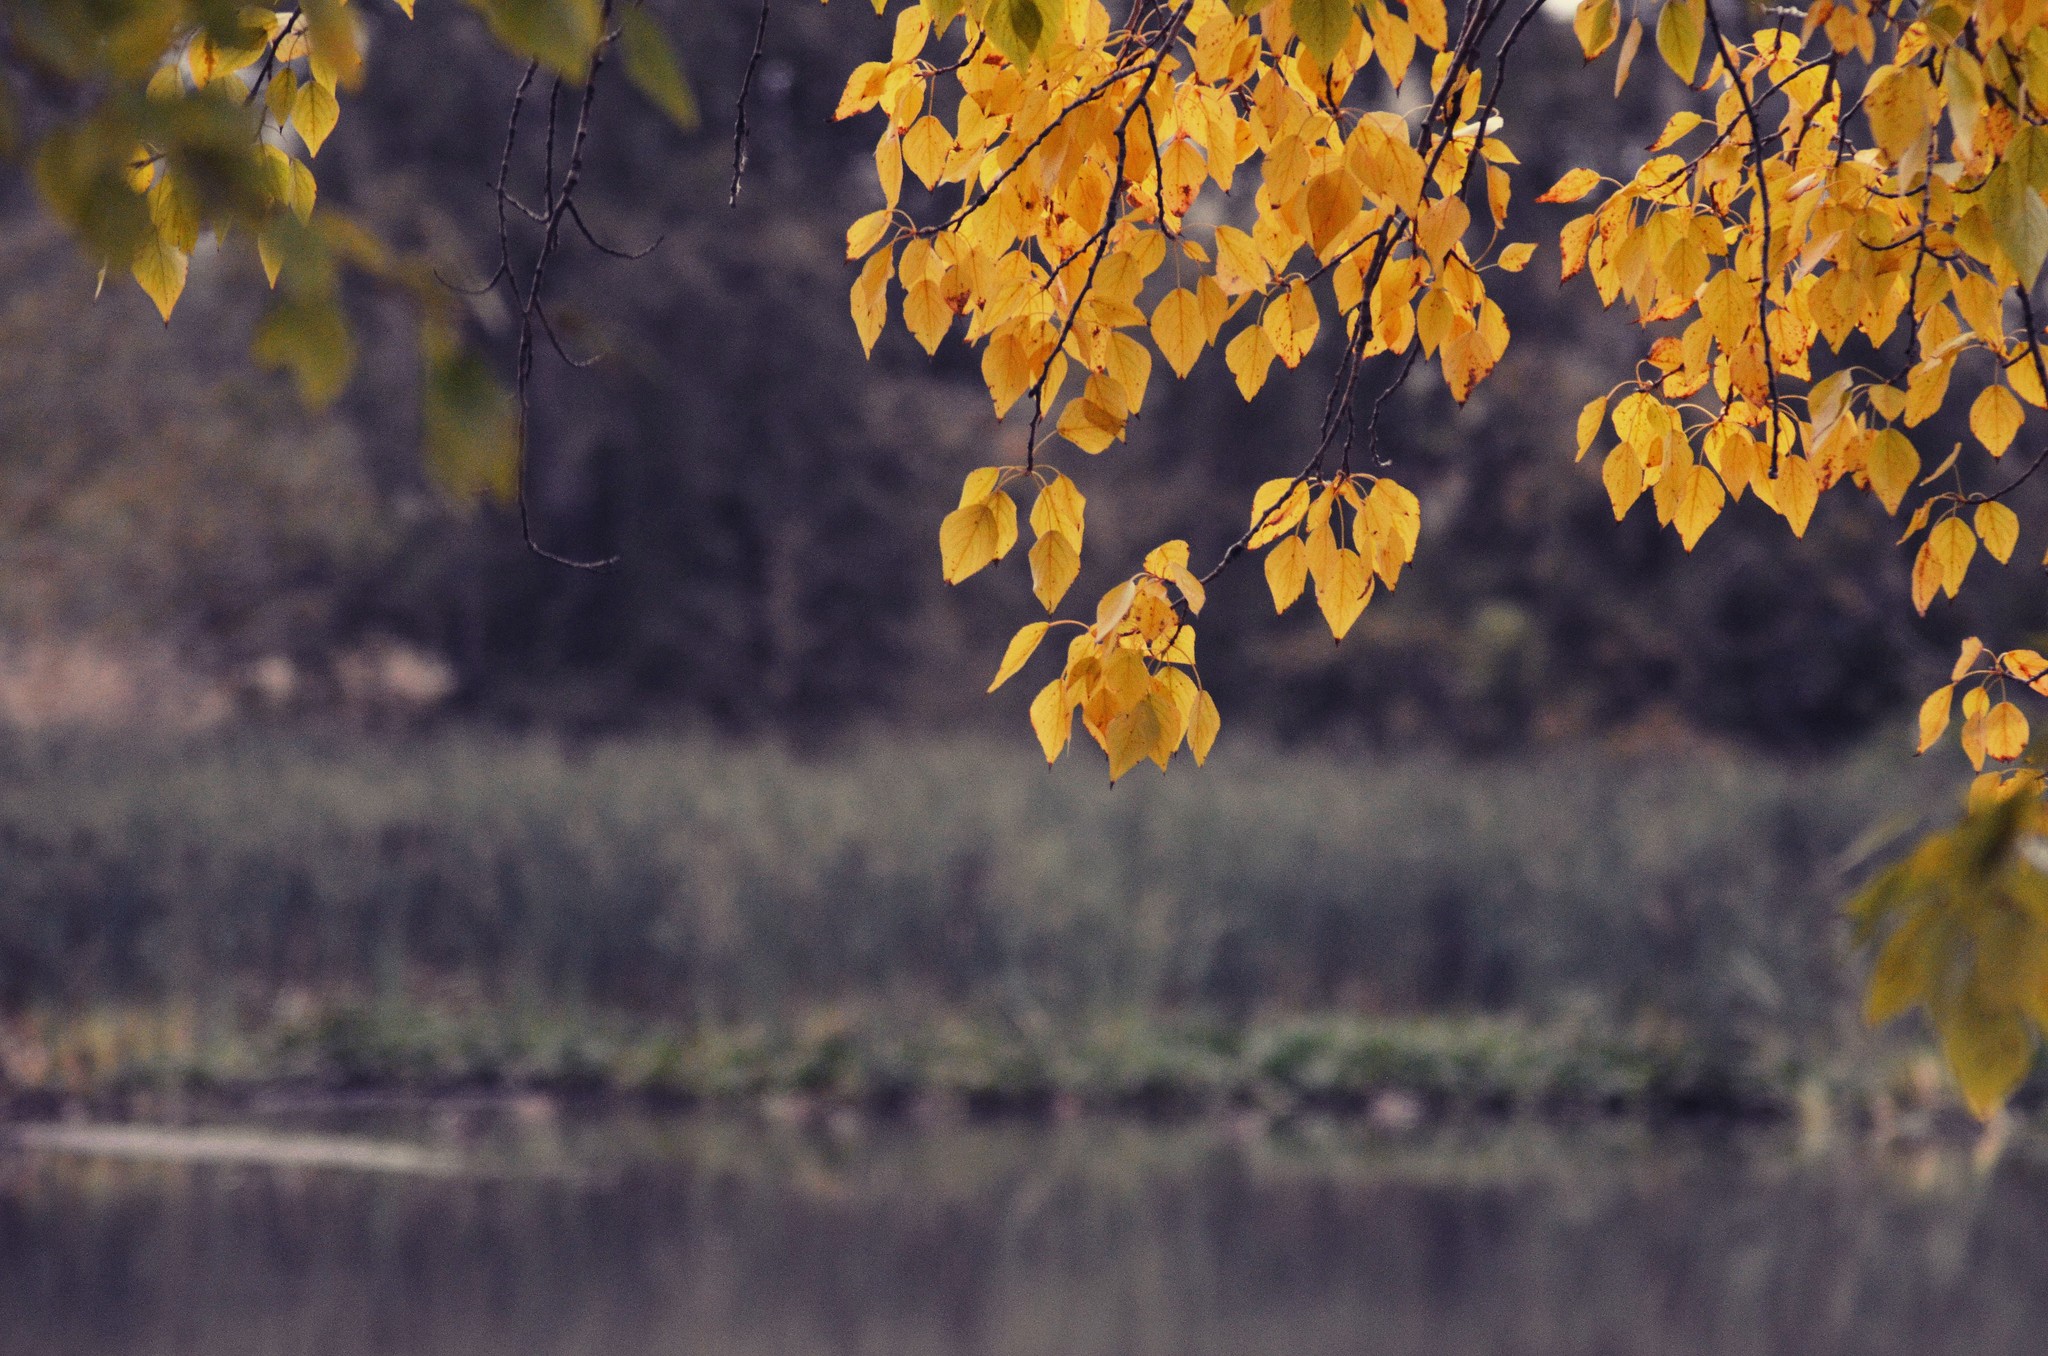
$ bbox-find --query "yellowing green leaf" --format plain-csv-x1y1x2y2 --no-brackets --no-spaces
469,0,603,81
1653,0,1702,85
1572,0,1617,58
253,294,355,407
619,6,700,130
421,332,518,501
982,0,1050,65
1291,0,1357,65
291,78,340,157
130,231,186,322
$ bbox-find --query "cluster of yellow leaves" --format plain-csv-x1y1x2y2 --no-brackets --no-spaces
1561,0,2048,580
1852,771,2048,1118
1249,471,1418,639
842,0,1530,771
1918,636,2048,769
848,0,2048,1109
121,1,378,323
939,463,1089,609
989,541,1219,780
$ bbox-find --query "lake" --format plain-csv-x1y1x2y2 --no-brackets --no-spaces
1,1106,2041,1356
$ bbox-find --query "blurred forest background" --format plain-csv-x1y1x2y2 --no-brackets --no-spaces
1,0,2035,748
1,0,2044,1112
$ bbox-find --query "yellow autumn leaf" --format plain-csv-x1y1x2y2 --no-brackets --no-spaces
1031,474,1086,547
1773,455,1819,538
1984,701,2030,761
988,621,1050,692
1976,500,2019,564
1863,428,1919,515
1151,288,1205,379
1225,324,1278,399
1247,478,1310,548
902,279,951,354
846,208,890,259
1264,534,1307,612
939,502,1000,583
1314,547,1372,641
1575,395,1607,462
1602,444,1643,519
1671,463,1724,550
1537,167,1601,204
1917,684,1953,754
1029,678,1071,763
1971,383,2024,457
1497,242,1536,273
1030,529,1081,611
1106,697,1164,782
851,247,892,356
1912,537,1942,615
1573,0,1618,58
902,115,951,190
1929,515,1977,599
1189,688,1221,765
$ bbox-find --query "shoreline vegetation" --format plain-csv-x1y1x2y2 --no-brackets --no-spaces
0,1001,1997,1136
0,729,1999,1130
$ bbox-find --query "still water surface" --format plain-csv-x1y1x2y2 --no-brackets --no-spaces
1,1108,2043,1356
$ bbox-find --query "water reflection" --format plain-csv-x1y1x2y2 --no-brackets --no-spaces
1,1110,2041,1356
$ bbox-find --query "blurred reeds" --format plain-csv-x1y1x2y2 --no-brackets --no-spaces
0,731,1951,1111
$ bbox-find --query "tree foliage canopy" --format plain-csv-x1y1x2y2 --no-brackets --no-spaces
13,0,2048,1114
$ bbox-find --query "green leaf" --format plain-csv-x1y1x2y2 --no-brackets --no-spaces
466,0,604,82
619,6,699,130
254,294,357,406
1984,158,2048,288
1654,0,1702,85
1290,0,1357,65
979,0,1049,66
422,336,520,502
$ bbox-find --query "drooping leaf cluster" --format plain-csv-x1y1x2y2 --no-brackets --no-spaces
3,0,696,499
830,0,2048,1110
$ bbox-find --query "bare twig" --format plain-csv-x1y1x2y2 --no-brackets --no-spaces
729,0,771,205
